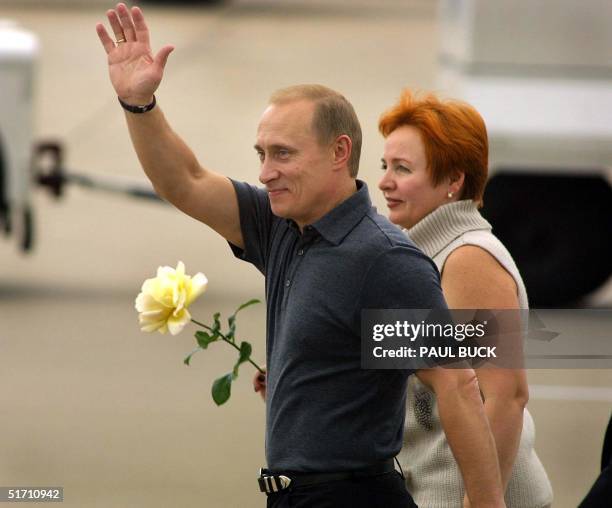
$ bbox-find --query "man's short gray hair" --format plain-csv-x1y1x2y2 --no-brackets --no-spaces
269,84,362,177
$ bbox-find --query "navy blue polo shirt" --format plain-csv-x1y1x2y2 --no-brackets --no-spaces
229,179,447,472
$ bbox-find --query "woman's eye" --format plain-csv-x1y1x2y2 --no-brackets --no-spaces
380,162,387,171
396,165,411,173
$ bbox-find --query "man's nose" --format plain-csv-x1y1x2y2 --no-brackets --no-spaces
259,160,279,185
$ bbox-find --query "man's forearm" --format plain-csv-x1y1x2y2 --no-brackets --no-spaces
122,103,243,247
437,376,505,507
124,106,202,203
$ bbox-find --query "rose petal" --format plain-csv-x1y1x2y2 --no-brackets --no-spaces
138,309,169,323
135,292,146,311
167,308,191,336
172,282,187,313
141,320,167,333
157,265,175,278
136,292,166,313
186,272,208,306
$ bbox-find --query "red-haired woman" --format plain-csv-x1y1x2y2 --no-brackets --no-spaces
378,90,552,507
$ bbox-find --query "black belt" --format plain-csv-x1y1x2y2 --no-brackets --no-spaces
257,459,396,494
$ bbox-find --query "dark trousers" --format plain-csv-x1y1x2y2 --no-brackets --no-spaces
578,413,612,507
265,471,417,508
578,465,612,508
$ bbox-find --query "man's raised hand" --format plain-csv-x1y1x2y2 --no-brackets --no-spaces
95,3,174,105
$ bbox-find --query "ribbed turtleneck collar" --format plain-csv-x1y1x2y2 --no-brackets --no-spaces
407,200,492,258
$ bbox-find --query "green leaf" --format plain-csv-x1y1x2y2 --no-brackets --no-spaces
226,314,237,342
234,299,261,315
232,341,252,378
195,331,217,349
211,312,221,335
184,346,201,366
226,299,259,343
212,373,233,406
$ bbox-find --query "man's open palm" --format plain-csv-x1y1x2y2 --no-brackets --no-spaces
95,3,174,105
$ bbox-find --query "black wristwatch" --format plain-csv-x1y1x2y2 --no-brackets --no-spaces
118,95,157,114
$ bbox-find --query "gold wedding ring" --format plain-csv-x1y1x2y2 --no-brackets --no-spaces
116,37,126,44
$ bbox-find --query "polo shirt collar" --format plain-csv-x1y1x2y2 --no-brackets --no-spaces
310,180,372,246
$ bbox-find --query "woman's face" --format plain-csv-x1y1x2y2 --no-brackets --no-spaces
378,125,451,229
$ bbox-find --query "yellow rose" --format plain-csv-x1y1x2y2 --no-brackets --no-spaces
135,261,208,335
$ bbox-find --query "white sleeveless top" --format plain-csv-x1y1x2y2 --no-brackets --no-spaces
400,200,553,508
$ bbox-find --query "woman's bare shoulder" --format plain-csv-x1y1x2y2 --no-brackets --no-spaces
441,245,518,308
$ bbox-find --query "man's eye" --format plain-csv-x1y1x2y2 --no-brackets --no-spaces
380,162,387,171
277,150,290,159
256,152,265,162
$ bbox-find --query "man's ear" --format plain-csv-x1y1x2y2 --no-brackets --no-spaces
331,135,352,170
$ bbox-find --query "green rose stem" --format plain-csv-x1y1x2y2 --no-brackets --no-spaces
190,318,265,374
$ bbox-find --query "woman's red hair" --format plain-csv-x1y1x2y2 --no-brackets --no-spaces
379,90,488,205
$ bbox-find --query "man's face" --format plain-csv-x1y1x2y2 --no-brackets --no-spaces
255,100,335,227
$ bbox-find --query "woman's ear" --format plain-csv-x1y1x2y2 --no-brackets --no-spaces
448,171,465,197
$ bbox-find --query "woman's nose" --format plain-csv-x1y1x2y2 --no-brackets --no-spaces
378,170,395,191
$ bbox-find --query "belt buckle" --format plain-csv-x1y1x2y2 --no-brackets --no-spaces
258,468,292,493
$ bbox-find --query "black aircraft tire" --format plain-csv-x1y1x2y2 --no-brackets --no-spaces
21,206,34,252
0,129,10,235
